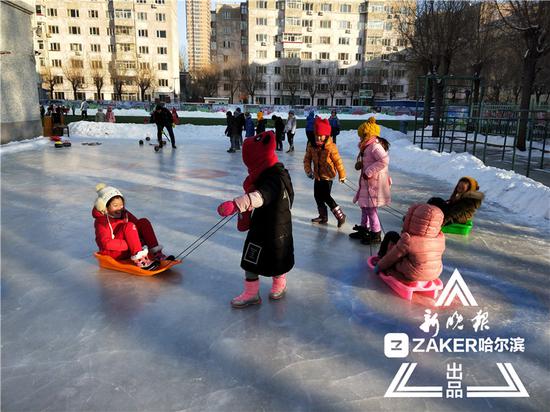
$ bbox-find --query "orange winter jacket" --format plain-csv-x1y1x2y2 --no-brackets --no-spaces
303,138,346,181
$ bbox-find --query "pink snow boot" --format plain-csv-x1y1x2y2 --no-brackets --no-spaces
269,274,287,300
231,279,261,308
131,248,159,271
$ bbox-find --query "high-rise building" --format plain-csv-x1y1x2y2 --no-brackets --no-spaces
32,0,179,102
212,0,413,105
186,0,211,73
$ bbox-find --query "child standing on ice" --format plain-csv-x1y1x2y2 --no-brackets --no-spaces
105,106,116,123
92,184,167,271
217,131,294,308
374,204,445,283
428,176,484,226
349,117,391,245
303,117,347,227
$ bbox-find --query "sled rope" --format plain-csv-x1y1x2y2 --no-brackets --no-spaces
342,179,405,218
173,214,237,260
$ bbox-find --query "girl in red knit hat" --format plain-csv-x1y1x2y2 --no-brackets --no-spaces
217,131,294,308
303,117,347,227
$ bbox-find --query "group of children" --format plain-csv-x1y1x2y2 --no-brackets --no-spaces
93,115,484,307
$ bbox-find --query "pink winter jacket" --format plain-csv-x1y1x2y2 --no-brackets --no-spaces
378,204,446,282
353,139,391,208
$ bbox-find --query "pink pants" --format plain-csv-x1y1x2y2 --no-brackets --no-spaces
361,207,381,232
106,218,159,260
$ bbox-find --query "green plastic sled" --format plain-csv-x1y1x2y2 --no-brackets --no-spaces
441,220,473,235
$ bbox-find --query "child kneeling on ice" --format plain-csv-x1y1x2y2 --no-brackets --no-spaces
303,117,347,227
349,117,391,245
428,176,484,226
92,183,167,271
217,131,295,308
374,204,445,283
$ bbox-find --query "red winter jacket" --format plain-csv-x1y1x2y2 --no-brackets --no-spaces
92,207,139,254
378,204,446,282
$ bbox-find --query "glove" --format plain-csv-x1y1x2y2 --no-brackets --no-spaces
217,201,238,217
307,173,314,180
373,264,380,274
340,178,347,183
237,211,251,232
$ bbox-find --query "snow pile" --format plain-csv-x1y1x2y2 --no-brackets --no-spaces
0,137,48,155
69,121,158,139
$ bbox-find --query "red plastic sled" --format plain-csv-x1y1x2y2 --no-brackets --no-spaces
367,256,443,301
94,252,181,276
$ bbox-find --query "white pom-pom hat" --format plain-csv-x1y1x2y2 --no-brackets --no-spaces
94,183,124,213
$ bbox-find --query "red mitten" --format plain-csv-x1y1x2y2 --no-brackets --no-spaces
217,201,238,217
237,211,251,232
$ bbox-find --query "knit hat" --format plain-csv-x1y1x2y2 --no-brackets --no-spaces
358,117,380,138
314,117,332,136
460,176,479,191
242,131,279,185
94,183,124,213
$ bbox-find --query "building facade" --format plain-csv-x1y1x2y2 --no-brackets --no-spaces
186,0,211,73
33,0,179,102
212,0,412,105
1,0,43,142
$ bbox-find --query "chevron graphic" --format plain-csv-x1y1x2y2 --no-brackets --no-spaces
435,268,478,307
467,363,529,397
384,363,443,397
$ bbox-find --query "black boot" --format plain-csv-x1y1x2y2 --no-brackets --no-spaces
311,207,328,224
331,206,346,228
361,231,382,245
349,226,369,239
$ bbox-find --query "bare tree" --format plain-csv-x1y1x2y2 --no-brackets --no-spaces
347,69,363,105
496,1,550,150
222,65,241,103
325,63,340,106
302,65,321,104
63,59,85,100
109,62,127,101
241,63,263,104
533,53,550,104
282,59,301,105
136,64,156,101
90,62,106,101
40,64,56,99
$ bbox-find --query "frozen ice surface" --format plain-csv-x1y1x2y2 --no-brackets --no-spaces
1,125,549,411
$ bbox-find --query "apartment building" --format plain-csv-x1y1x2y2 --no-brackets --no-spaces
186,0,211,73
33,0,179,101
212,0,412,105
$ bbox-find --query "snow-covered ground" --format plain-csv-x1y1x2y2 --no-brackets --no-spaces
1,122,549,411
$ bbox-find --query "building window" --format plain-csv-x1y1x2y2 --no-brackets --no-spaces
48,25,59,34
340,4,352,13
156,30,167,38
68,26,81,35
256,50,267,59
385,22,393,31
223,40,231,48
283,33,302,42
275,50,282,58
90,27,100,35
382,38,391,46
157,47,167,54
301,51,312,60
51,59,62,67
320,20,331,29
319,52,330,60
89,10,99,18
357,37,363,46
318,68,328,75
108,45,116,52
118,44,133,52
138,29,148,37
91,61,102,69
397,39,407,47
274,66,281,74
223,55,229,62
284,50,300,58
355,53,362,61
139,62,150,69
223,84,231,91
67,9,79,18
317,98,328,105
286,17,301,26
303,35,312,43
47,8,57,17
156,13,166,22
274,82,281,90
336,84,347,91
336,98,347,106
303,2,313,11
338,69,348,75
256,65,267,74
50,43,61,51
338,53,349,61
53,92,65,100
338,38,350,45
37,40,44,50
70,43,82,52
320,3,332,11
137,12,147,20
302,19,313,28
256,33,268,42
339,20,351,29
257,97,266,104
158,63,168,70
139,46,149,54
155,0,165,4
91,44,101,52
53,76,64,84
256,1,267,8
320,36,330,45
393,69,406,78
256,17,267,25
115,9,132,19
367,20,384,29
115,26,132,35
158,79,169,87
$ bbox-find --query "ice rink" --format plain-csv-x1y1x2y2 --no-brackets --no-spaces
2,124,549,411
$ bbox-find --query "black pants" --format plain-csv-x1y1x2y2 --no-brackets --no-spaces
331,133,337,144
287,132,294,147
314,179,337,214
306,130,315,147
157,124,176,147
81,110,88,120
378,231,401,258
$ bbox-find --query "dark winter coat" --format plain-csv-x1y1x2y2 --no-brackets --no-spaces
235,112,245,134
225,114,242,137
305,112,315,132
329,116,340,137
256,119,267,134
273,116,285,141
245,116,255,137
241,163,294,276
443,191,484,225
150,107,173,127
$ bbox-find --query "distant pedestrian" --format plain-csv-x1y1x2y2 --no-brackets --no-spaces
284,110,296,152
150,104,177,149
329,110,340,144
80,100,89,120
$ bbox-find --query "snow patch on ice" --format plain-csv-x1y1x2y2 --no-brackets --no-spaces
0,137,48,155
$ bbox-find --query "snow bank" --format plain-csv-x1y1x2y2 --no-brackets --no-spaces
0,137,48,155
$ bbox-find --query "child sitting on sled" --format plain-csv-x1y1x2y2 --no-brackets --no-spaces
427,176,484,226
92,183,166,271
374,204,445,282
